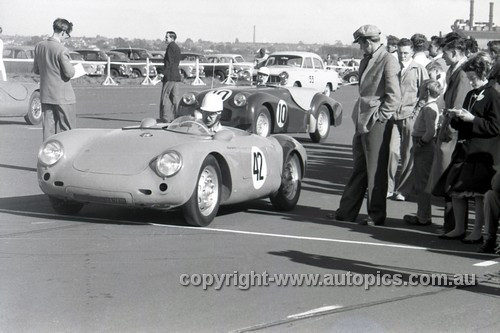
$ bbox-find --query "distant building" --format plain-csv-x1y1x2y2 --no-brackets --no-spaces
451,0,500,49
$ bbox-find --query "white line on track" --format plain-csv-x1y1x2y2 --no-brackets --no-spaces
287,305,343,319
473,260,498,267
0,208,498,257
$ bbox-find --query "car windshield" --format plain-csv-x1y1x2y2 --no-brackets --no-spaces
70,53,84,61
108,52,128,61
165,116,212,136
266,55,303,67
234,56,245,63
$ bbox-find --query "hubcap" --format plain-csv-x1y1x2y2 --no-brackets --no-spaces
31,97,42,119
256,113,269,136
197,165,218,216
317,110,329,137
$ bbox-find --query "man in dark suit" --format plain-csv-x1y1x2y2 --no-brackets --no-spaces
33,18,76,141
159,31,181,122
327,25,401,225
428,34,471,236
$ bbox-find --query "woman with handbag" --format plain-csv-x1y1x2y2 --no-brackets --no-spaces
439,53,500,242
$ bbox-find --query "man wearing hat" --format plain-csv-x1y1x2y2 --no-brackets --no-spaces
256,67,270,86
327,24,401,226
199,93,224,133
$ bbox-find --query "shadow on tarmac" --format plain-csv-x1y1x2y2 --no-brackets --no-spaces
268,250,500,296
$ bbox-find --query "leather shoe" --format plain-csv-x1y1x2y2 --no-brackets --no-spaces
326,211,345,221
477,240,498,253
461,236,483,245
438,232,466,240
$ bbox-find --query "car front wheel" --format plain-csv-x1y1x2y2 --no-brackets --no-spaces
49,196,84,215
24,91,42,125
309,105,331,143
323,84,332,96
270,153,302,211
253,107,271,137
182,155,222,227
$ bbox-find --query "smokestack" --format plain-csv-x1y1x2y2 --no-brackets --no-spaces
489,2,494,31
253,25,256,44
469,0,474,30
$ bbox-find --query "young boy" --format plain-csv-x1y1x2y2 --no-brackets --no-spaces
404,79,443,225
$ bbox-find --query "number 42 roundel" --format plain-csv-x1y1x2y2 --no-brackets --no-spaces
251,147,267,189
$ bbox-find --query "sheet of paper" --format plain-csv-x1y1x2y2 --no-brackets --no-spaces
72,63,87,79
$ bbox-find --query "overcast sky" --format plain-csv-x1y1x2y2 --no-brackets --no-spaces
1,0,498,44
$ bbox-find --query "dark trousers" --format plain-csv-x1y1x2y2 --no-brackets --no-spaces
484,189,500,242
159,81,179,122
42,103,76,141
337,120,392,223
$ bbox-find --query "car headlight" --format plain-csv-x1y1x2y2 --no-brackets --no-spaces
279,71,289,85
156,151,182,177
233,93,247,107
38,140,64,166
182,92,197,105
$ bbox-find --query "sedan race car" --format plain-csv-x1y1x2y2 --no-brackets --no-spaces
37,117,307,227
178,86,343,143
0,80,41,125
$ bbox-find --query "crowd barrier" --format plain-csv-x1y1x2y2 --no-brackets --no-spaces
3,57,252,87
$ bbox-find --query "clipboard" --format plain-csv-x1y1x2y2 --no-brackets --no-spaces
72,63,87,79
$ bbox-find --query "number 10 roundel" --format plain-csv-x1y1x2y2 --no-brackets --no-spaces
251,146,267,189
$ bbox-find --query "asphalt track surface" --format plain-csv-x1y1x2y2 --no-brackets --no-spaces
0,83,499,332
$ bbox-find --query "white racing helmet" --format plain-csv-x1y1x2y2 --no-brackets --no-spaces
200,93,223,113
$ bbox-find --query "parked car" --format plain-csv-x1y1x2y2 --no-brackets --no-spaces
2,46,35,73
178,52,205,79
0,80,41,125
104,51,134,77
110,48,158,77
69,51,104,76
37,117,307,227
178,85,343,143
75,49,130,78
204,53,254,81
263,51,339,95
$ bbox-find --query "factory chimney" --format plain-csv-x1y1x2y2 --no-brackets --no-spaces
469,0,475,30
489,2,494,31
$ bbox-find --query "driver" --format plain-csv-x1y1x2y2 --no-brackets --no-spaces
199,93,224,133
256,67,270,86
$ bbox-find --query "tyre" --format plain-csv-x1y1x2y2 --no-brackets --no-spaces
270,153,302,211
49,196,84,215
348,74,358,83
182,155,222,227
309,105,331,143
24,91,42,125
180,70,187,79
110,68,119,77
131,69,142,78
293,82,301,87
215,70,226,81
252,107,271,137
323,84,332,96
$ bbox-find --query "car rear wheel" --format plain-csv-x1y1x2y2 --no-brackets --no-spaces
270,153,302,211
347,74,358,83
110,68,119,77
309,105,331,143
49,196,84,215
182,155,222,227
214,70,226,81
24,91,42,125
253,107,271,137
131,69,142,78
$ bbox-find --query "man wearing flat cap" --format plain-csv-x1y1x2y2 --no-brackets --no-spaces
327,24,401,225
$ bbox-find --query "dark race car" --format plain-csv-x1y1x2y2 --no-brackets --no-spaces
177,86,342,143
